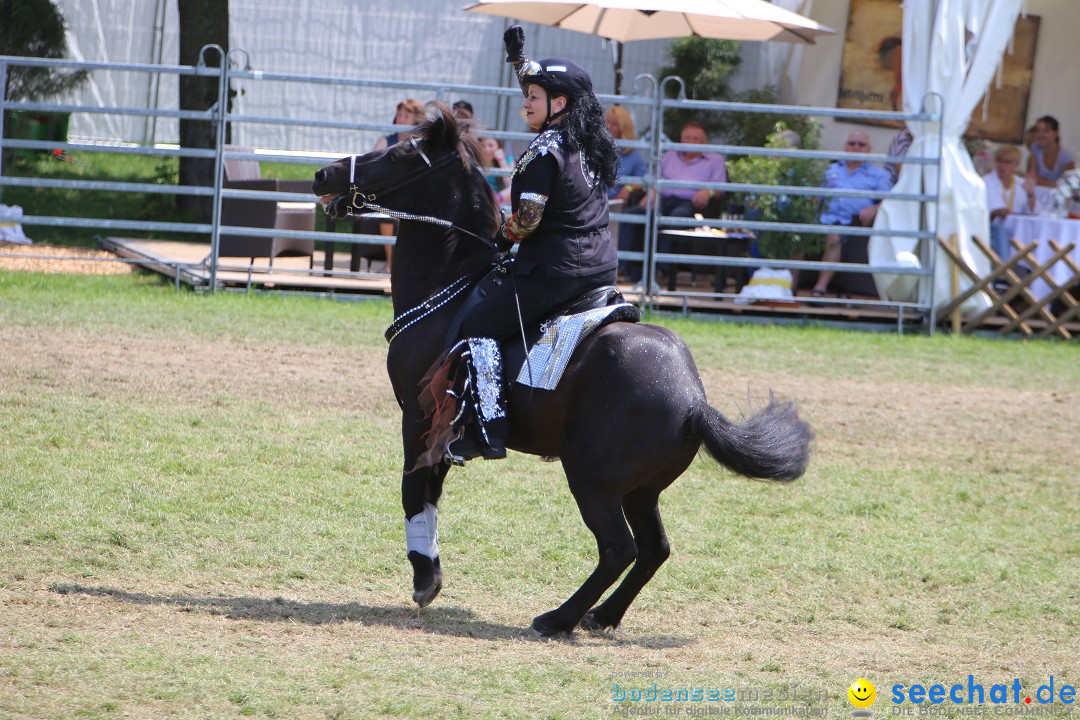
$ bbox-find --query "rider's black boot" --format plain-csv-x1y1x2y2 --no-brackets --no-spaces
446,417,508,465
444,338,507,465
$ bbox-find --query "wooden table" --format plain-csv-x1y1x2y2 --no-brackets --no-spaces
659,229,754,292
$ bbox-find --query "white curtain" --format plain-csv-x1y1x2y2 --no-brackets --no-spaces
760,0,814,102
869,0,1024,313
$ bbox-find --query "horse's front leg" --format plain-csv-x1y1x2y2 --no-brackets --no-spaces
402,414,451,608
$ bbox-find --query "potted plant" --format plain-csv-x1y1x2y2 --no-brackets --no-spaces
727,122,826,304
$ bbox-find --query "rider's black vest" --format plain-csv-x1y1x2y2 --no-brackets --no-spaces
511,129,616,278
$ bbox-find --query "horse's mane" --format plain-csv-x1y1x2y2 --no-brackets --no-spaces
416,102,485,170
405,103,502,275
414,104,500,230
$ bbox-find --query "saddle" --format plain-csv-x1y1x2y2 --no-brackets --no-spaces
413,265,640,469
444,264,640,389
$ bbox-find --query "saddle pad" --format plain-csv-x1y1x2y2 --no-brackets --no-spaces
515,303,638,390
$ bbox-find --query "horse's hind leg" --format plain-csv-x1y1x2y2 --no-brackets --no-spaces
531,492,637,637
579,489,670,632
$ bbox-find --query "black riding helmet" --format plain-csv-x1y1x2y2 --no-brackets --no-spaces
518,58,594,130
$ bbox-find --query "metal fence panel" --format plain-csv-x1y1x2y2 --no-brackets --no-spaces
1,49,943,331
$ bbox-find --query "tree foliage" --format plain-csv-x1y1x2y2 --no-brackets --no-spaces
0,0,87,101
726,122,827,259
725,85,823,151
654,41,821,150
656,37,742,139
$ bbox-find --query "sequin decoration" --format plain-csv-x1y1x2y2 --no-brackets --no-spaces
512,129,562,179
467,338,506,422
517,304,640,390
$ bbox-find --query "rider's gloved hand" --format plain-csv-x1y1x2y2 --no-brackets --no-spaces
503,25,525,63
323,195,353,220
493,224,513,252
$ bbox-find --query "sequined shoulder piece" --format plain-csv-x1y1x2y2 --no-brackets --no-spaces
513,129,563,177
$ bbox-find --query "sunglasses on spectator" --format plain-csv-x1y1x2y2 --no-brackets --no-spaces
846,140,869,147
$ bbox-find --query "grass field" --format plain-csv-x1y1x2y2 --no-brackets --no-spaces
1,270,1078,719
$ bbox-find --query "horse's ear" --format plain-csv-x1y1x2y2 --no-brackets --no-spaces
422,102,459,153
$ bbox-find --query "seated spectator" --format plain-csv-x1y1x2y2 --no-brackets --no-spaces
884,127,913,186
618,120,727,283
479,136,513,197
371,98,426,272
605,106,648,204
810,130,893,298
986,145,1036,258
1025,115,1076,187
372,98,425,151
452,99,475,121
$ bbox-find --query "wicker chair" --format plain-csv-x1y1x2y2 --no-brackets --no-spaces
219,146,316,267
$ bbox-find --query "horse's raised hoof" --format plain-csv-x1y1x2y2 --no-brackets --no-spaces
408,552,443,609
531,610,574,638
412,579,442,608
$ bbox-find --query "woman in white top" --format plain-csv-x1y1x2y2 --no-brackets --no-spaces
1025,115,1076,187
986,145,1035,258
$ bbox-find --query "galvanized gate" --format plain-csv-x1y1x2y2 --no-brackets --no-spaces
2,47,954,334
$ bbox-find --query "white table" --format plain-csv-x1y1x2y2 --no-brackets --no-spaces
1002,214,1080,300
659,229,755,292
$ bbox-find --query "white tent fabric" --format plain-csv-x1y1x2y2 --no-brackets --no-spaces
758,0,813,102
60,0,179,146
54,0,673,152
869,0,1024,313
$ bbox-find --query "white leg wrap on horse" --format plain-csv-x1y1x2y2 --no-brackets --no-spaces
404,503,439,559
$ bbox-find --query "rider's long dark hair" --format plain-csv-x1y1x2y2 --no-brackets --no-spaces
559,93,620,190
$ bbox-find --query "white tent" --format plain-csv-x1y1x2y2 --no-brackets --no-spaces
54,0,675,152
870,0,1025,314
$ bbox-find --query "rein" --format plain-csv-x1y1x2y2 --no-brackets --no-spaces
336,139,505,346
339,143,499,250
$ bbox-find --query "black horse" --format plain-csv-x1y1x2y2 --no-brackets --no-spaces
312,104,813,637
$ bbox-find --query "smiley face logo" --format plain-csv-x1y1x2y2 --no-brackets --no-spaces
848,678,876,709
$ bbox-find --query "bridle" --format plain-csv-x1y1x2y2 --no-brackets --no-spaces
337,138,499,249
329,136,509,346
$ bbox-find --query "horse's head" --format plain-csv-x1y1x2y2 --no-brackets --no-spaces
312,103,495,230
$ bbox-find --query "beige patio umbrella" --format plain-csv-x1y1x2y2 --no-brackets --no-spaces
463,0,834,92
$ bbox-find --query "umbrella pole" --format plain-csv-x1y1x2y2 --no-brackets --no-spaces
612,40,624,96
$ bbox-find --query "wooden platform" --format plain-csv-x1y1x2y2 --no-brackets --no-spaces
103,238,393,295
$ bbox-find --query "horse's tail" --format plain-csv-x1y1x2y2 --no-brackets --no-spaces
690,396,813,481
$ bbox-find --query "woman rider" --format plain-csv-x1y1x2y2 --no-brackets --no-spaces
443,26,620,464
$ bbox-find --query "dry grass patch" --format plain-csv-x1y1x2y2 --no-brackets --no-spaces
1,274,1078,719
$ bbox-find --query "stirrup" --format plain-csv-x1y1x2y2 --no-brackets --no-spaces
444,429,506,465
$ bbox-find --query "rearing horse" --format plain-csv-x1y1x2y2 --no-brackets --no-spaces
313,104,813,637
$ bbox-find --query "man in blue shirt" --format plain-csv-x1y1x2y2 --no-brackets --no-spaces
811,130,893,297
